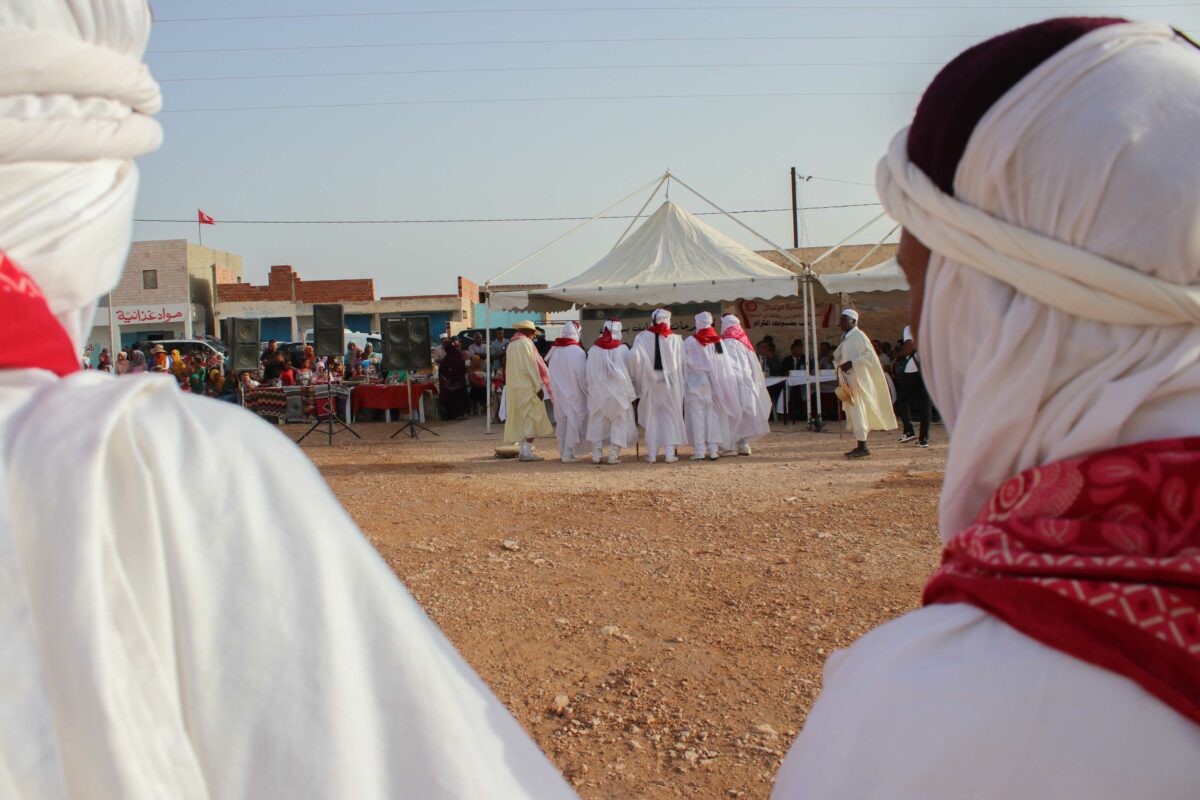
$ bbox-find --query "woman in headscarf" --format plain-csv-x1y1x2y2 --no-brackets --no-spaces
773,18,1200,799
129,348,147,374
97,348,111,373
114,350,130,375
169,348,184,379
437,335,470,420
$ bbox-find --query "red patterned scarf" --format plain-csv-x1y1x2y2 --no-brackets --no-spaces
0,251,80,377
924,437,1200,724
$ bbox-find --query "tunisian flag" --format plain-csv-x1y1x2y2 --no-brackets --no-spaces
198,210,215,225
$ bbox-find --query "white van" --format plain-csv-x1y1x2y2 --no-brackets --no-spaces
302,329,382,354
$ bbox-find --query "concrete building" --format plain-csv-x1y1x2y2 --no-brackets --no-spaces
216,267,479,344
87,239,243,359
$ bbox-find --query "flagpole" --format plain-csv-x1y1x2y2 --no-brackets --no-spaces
198,212,202,248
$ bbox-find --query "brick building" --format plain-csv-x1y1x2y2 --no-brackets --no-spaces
216,266,479,344
87,239,243,358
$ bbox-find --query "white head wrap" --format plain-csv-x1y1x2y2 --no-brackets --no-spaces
720,314,741,333
0,3,162,349
879,22,1200,540
651,308,671,326
842,309,859,322
559,320,580,341
603,319,623,340
694,311,713,330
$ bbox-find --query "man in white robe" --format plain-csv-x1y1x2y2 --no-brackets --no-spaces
546,320,588,463
585,319,637,464
627,308,686,463
682,311,738,460
719,314,772,455
774,18,1200,799
833,309,897,458
0,4,574,797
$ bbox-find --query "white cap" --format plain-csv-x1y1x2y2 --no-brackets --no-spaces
903,325,914,342
652,308,671,325
694,311,713,329
560,320,581,340
604,319,623,339
842,309,860,322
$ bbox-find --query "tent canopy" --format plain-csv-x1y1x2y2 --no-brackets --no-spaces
490,201,801,311
817,258,909,294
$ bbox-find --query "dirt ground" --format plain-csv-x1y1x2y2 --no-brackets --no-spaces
287,416,946,799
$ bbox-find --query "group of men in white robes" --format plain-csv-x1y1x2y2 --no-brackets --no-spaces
519,309,772,464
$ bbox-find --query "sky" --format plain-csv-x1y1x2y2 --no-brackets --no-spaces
135,1,1198,296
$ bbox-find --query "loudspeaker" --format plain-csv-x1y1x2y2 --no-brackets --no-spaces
313,304,345,357
227,317,261,372
383,316,432,372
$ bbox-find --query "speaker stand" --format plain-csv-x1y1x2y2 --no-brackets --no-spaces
298,385,361,446
390,374,438,440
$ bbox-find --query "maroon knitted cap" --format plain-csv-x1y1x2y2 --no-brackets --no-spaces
907,17,1127,196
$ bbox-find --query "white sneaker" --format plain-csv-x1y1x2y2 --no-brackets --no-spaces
592,450,603,464
690,452,706,461
898,433,917,443
664,452,679,464
561,455,575,464
607,452,620,465
646,455,657,464
708,447,720,461
737,443,752,456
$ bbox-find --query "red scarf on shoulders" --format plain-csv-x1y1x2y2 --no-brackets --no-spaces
721,323,754,352
692,327,721,346
551,338,582,348
593,330,622,350
924,437,1200,724
0,251,80,377
647,322,672,337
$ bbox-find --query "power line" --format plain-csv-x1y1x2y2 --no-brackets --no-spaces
134,202,882,225
154,4,1200,23
158,60,945,83
147,32,988,55
161,90,919,113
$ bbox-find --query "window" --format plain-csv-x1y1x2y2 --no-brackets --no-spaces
143,269,158,289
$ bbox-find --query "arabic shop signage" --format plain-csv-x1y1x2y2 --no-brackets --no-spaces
112,304,189,325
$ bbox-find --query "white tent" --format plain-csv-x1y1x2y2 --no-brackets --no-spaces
817,258,909,294
490,201,800,312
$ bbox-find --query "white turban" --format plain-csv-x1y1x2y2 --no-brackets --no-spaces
559,320,580,340
651,308,671,325
720,314,741,333
603,319,623,339
694,311,713,330
879,22,1200,539
0,3,162,348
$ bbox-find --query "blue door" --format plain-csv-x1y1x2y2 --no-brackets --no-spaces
345,313,373,333
259,317,293,342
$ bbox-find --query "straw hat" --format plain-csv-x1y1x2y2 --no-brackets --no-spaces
151,344,165,354
514,320,537,332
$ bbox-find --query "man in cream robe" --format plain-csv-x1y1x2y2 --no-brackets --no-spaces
628,308,687,463
833,309,896,458
504,319,555,461
585,319,637,464
546,321,588,463
720,313,772,455
0,5,575,797
682,311,738,460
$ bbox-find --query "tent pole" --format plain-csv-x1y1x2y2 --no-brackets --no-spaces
485,289,492,435
485,172,667,287
809,277,824,429
790,167,799,249
611,174,668,251
845,224,900,273
801,275,812,423
808,211,889,268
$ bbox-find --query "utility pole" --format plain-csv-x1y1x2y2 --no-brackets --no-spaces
790,166,799,249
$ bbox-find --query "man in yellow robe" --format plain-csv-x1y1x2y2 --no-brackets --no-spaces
504,320,554,461
834,309,897,458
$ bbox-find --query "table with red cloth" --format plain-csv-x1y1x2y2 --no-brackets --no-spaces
351,381,436,420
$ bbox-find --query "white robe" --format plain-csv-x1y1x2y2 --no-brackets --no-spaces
0,369,575,800
772,604,1200,799
833,326,897,441
585,344,637,449
721,338,772,446
682,336,737,448
627,330,687,453
546,343,589,456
